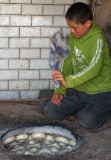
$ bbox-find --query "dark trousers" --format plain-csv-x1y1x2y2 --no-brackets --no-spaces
42,89,111,129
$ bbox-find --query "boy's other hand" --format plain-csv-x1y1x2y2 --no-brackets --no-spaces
52,70,67,88
51,93,64,106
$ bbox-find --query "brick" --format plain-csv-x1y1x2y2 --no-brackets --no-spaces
32,0,52,4
31,38,50,48
10,0,31,3
20,90,40,99
9,59,29,69
0,27,19,37
0,4,21,14
10,38,29,48
0,91,19,100
50,80,54,89
75,0,90,4
0,49,19,58
30,80,49,89
19,70,39,79
43,5,64,15
0,38,8,48
0,60,8,69
65,5,70,14
0,16,9,26
0,81,8,90
30,59,49,69
0,0,9,3
53,16,67,27
22,4,42,15
0,70,18,80
32,16,52,26
9,80,29,90
40,70,52,79
54,0,73,4
41,27,61,37
41,49,50,58
20,27,40,37
20,49,40,59
62,27,70,37
11,16,31,26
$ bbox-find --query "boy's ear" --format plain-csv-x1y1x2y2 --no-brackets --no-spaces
86,20,92,28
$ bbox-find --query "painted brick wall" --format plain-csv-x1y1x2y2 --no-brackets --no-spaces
0,0,90,99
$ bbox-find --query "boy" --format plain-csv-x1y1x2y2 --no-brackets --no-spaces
42,2,111,129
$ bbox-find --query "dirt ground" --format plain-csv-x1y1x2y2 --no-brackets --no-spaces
0,100,111,160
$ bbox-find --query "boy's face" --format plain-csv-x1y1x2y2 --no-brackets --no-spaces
66,18,92,39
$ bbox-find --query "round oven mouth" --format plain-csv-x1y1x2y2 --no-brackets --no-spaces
1,125,81,157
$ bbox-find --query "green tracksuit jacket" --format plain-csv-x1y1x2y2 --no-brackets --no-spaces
54,23,111,96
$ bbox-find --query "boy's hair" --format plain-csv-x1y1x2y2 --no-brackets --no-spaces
65,2,93,24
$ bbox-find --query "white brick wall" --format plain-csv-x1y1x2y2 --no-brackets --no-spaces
0,16,9,26
30,59,49,69
54,0,73,4
0,49,19,58
22,5,42,15
19,70,39,79
40,70,52,79
30,80,49,89
9,59,29,69
10,38,29,48
53,16,68,27
0,27,19,37
0,71,18,80
20,90,40,99
0,0,89,99
9,80,29,90
32,16,52,26
31,38,50,48
41,27,61,37
43,5,64,15
20,49,40,59
0,0,9,3
32,0,53,4
0,60,8,69
41,49,50,58
0,4,21,14
0,39,8,48
75,0,90,4
11,16,31,26
0,91,19,99
0,81,8,90
20,27,40,37
10,0,31,3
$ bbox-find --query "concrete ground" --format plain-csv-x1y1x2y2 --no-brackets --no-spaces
0,100,111,160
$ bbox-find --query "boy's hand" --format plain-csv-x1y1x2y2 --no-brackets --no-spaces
51,93,64,106
52,70,67,88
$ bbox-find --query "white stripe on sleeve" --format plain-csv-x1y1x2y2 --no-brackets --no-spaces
71,38,102,79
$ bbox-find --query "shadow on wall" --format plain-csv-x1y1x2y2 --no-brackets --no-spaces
104,24,111,56
91,0,111,56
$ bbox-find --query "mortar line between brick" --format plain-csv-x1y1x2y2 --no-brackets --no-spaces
63,4,65,15
20,4,22,15
19,48,20,59
8,37,9,49
31,15,32,26
19,26,20,37
42,4,44,15
52,15,54,26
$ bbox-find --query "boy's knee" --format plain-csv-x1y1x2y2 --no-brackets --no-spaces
77,110,110,129
77,112,98,129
